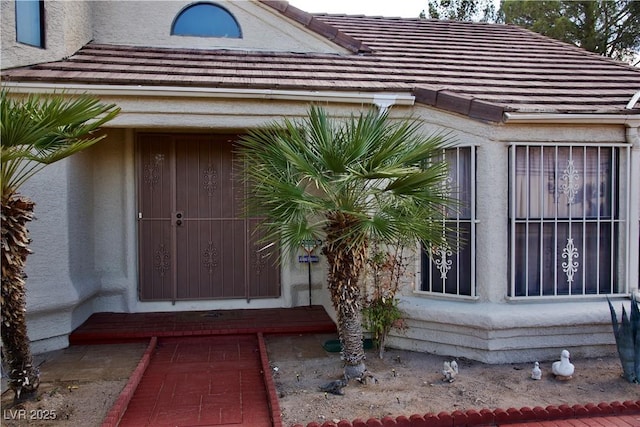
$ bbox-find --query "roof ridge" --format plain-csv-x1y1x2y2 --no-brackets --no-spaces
258,0,373,54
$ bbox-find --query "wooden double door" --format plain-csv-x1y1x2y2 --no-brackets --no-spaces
137,133,280,301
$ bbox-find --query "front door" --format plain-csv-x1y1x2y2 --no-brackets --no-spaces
137,133,280,301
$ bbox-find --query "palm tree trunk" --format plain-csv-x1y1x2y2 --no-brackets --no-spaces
1,195,40,401
323,213,368,380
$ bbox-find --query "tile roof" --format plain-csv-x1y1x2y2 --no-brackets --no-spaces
2,1,639,122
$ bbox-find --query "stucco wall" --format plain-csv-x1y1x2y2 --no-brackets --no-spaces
18,99,401,352
22,130,136,353
20,100,345,349
16,94,639,363
1,0,346,71
90,0,347,53
22,153,100,353
1,0,92,69
388,105,637,363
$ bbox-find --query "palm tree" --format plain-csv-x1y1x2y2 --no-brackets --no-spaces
1,90,119,401
237,106,455,381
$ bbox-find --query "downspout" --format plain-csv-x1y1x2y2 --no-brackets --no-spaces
373,94,398,114
626,124,640,299
626,90,640,110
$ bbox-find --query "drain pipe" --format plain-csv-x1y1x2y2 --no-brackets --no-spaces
626,89,640,110
626,124,640,299
623,87,639,299
373,94,398,114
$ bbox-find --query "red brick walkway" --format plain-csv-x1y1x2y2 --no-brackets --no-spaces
73,308,639,427
117,335,271,427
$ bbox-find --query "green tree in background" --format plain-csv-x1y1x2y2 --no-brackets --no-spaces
502,0,640,64
423,0,498,22
423,0,639,65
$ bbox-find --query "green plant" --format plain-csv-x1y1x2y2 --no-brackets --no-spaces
238,106,454,380
362,243,408,359
1,90,119,401
607,295,639,384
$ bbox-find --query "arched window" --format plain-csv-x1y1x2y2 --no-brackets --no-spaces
171,2,241,38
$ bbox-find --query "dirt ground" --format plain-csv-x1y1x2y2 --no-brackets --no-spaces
1,380,127,427
1,342,147,427
265,333,639,427
1,335,637,427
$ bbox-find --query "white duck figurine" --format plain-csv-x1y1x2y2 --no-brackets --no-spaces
551,350,574,379
531,361,542,380
442,360,459,382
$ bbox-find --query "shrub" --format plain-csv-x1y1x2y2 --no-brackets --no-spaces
607,295,639,384
362,243,408,359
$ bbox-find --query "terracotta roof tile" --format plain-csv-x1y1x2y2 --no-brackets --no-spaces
2,8,639,122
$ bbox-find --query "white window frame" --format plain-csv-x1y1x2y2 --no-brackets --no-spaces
417,145,477,299
508,142,631,299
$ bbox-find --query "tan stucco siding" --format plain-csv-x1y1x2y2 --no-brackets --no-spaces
14,91,639,363
90,0,348,53
1,0,92,69
1,0,347,71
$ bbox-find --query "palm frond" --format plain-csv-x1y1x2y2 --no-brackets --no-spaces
1,90,120,198
237,105,458,255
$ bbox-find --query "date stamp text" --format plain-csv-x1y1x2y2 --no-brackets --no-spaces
3,409,57,421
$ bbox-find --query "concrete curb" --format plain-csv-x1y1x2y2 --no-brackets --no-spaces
291,400,640,427
100,336,157,427
258,332,283,427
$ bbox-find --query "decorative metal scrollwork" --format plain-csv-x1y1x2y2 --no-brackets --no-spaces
442,174,453,198
144,153,164,189
433,245,453,280
202,164,218,196
251,245,267,275
203,241,219,274
561,237,579,284
559,159,580,204
432,169,453,281
154,244,170,277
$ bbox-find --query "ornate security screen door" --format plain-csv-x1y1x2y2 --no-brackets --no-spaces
137,134,280,301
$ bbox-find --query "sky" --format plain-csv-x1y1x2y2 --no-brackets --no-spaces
287,0,427,18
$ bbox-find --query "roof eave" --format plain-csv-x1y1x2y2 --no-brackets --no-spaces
413,87,506,123
0,81,415,107
504,112,640,127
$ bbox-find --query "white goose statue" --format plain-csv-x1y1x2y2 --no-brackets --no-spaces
551,349,574,380
531,361,542,380
442,360,459,383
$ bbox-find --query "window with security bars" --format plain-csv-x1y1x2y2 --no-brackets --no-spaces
420,146,475,297
509,144,629,297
